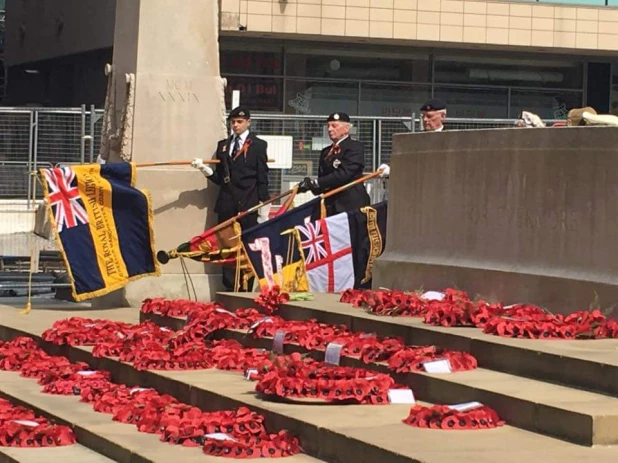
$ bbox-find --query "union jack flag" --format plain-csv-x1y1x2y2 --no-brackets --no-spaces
43,167,89,233
297,219,327,265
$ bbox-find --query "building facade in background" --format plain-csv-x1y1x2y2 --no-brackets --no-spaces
4,0,618,118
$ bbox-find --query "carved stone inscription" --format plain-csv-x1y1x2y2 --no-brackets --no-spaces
158,79,199,103
465,206,579,232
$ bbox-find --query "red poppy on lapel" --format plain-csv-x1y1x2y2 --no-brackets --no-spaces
326,144,341,158
233,137,252,161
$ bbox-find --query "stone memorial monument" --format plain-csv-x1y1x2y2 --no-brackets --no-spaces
374,127,618,316
93,0,227,308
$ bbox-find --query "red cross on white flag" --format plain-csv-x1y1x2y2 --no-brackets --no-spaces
296,213,354,293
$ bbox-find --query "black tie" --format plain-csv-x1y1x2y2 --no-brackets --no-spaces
231,136,240,157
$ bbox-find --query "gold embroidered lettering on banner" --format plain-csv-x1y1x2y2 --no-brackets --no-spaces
361,206,382,284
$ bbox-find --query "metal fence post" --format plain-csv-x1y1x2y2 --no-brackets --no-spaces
89,104,96,162
411,112,416,133
32,110,39,204
372,119,377,171
80,104,86,164
377,120,382,167
27,111,34,208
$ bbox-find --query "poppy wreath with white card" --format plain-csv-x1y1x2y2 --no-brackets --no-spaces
341,288,618,340
255,358,401,404
0,398,76,447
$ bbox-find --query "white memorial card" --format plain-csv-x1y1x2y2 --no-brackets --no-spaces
12,420,40,427
388,389,416,404
423,359,453,374
273,331,285,354
204,433,238,442
421,291,446,301
324,343,343,365
448,401,484,412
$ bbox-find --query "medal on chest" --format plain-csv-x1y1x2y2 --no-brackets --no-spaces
333,159,341,169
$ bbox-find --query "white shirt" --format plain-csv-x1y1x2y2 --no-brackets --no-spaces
229,130,250,155
335,135,349,145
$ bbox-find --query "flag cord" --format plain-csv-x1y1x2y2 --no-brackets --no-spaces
179,257,198,301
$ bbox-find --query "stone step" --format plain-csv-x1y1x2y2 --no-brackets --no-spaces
140,311,618,447
0,443,112,463
0,308,320,463
217,292,618,397
0,370,319,463
0,303,617,463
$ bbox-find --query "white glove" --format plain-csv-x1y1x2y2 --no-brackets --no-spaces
378,163,390,177
257,204,271,224
191,158,213,177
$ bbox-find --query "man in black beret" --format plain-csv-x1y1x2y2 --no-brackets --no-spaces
420,98,447,132
297,112,370,216
191,106,270,290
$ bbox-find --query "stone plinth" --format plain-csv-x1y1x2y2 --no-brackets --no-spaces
93,0,226,308
374,127,618,316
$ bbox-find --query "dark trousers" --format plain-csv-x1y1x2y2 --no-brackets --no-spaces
218,209,258,291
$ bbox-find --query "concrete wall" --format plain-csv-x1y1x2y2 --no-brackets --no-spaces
373,126,618,315
220,0,618,53
5,0,116,66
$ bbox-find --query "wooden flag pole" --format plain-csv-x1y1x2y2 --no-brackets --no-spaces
320,169,384,200
158,186,298,263
212,186,297,234
135,159,276,168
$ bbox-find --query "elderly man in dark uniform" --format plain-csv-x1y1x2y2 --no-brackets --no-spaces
420,98,447,132
192,106,270,290
297,112,372,217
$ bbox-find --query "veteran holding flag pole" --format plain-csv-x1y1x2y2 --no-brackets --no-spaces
191,106,270,290
297,112,389,217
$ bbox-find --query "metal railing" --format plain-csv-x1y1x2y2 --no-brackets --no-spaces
0,106,560,294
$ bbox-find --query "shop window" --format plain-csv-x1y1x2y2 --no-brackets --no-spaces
286,53,430,82
359,83,431,117
435,57,583,89
224,76,283,112
433,86,509,118
509,90,582,120
285,79,359,115
220,50,283,76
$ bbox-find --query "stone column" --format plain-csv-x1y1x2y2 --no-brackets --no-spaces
93,0,227,308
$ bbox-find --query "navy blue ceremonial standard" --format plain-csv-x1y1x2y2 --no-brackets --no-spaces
40,162,159,301
241,198,321,291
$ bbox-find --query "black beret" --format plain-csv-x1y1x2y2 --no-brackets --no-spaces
327,112,350,123
420,98,447,112
228,106,250,120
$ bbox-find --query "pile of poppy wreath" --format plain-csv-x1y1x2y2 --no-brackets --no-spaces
249,317,477,373
43,317,276,373
254,354,398,404
0,397,75,447
403,405,504,430
253,286,290,315
142,286,289,319
140,297,479,374
341,288,618,340
39,310,504,433
0,336,301,458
